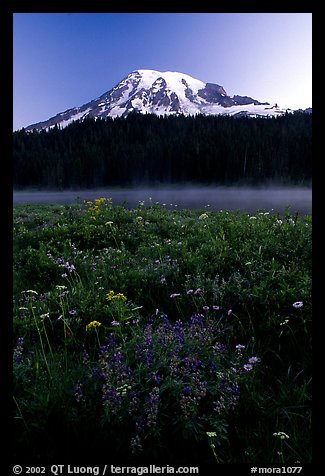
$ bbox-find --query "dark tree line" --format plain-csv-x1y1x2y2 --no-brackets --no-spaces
13,112,312,189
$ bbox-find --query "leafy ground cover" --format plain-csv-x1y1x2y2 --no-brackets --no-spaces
13,198,312,465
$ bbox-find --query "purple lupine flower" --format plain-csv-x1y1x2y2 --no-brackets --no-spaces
173,320,184,344
13,337,24,364
91,368,105,381
102,385,122,413
234,384,241,396
130,434,143,454
212,342,228,353
144,386,160,429
135,324,155,367
183,385,192,395
170,293,181,299
189,313,205,325
73,379,84,403
149,373,161,385
81,346,90,366
183,356,202,372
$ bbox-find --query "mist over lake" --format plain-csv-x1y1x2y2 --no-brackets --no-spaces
13,186,312,215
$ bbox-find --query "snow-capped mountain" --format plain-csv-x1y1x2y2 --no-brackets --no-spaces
24,69,292,131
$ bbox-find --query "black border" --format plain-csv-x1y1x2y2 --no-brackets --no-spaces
4,3,316,474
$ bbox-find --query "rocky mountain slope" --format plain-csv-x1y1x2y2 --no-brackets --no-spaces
25,69,293,131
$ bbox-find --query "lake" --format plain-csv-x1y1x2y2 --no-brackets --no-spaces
13,186,312,215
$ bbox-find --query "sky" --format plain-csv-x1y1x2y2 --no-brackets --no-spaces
13,13,312,131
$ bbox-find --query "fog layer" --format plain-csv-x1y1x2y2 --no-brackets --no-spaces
13,186,312,215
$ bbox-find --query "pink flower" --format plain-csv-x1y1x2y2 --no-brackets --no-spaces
243,364,253,371
249,356,259,364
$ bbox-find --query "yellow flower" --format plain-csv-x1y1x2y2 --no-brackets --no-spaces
95,197,107,205
86,320,102,331
106,290,127,301
106,290,115,300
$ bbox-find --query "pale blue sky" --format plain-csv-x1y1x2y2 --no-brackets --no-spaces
13,13,312,130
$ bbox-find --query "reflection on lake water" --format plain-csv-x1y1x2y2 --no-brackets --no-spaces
13,186,312,215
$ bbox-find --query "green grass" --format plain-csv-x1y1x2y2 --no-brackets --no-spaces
13,198,312,465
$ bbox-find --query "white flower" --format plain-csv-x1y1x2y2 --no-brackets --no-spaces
273,432,290,440
280,319,289,326
236,344,245,350
40,313,50,320
292,301,303,309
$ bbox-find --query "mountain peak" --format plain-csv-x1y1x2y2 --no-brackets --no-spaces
24,69,289,131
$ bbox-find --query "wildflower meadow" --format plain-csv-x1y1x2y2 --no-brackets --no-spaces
13,198,312,466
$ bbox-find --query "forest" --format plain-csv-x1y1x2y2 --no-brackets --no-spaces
13,111,312,189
